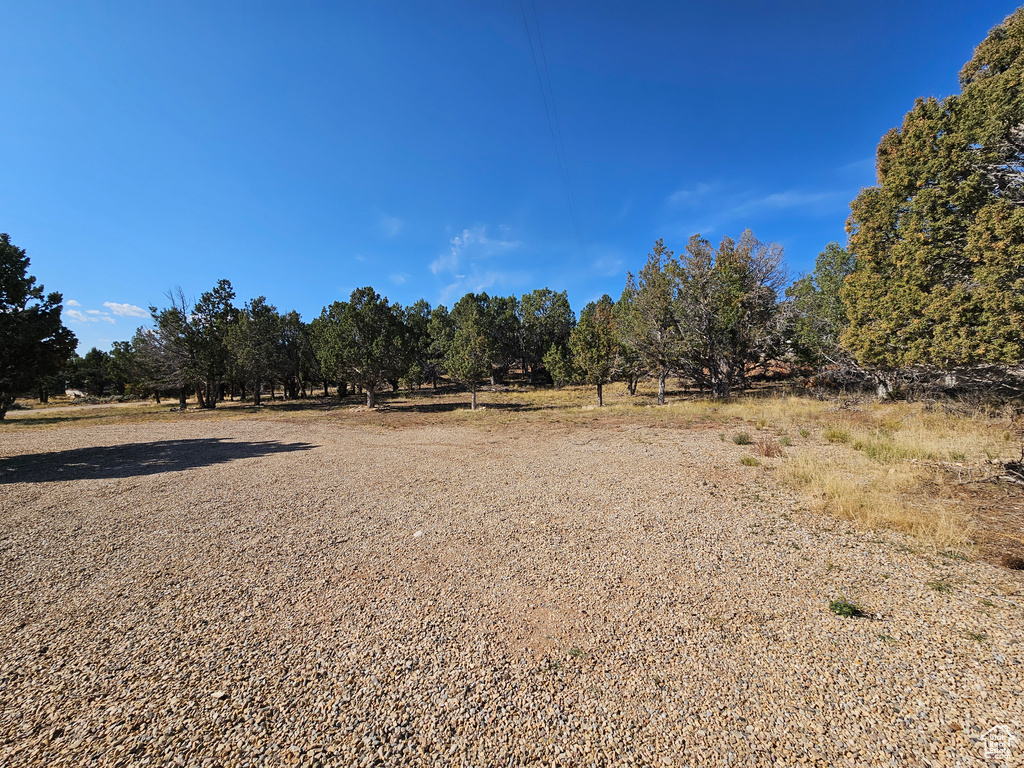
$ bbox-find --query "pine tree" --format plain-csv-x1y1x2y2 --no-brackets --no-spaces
0,233,77,419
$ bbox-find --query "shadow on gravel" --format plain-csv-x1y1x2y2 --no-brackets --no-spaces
392,401,528,414
0,439,316,484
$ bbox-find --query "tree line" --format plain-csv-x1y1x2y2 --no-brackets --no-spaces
23,228,799,414
3,7,1023,419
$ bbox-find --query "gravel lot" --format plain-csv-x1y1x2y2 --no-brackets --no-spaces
1,414,1022,766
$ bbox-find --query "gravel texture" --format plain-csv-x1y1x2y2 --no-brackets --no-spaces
1,415,1022,766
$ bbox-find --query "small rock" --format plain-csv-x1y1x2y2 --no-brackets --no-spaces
211,690,228,700
413,530,424,538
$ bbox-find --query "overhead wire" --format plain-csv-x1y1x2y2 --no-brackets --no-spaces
519,0,586,261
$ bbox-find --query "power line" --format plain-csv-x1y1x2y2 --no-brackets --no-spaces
519,0,586,261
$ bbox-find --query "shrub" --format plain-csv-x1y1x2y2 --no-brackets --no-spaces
732,432,752,445
829,598,864,618
823,427,850,443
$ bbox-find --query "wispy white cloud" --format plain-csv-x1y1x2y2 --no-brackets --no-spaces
67,309,98,323
66,304,119,324
666,182,717,208
430,226,527,304
379,214,404,238
590,254,624,278
103,301,148,318
838,157,876,175
430,226,523,276
664,180,846,241
66,299,81,307
438,269,525,305
389,272,410,285
727,190,841,216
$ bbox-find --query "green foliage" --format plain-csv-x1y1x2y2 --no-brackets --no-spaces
844,9,1024,370
739,455,759,466
477,293,521,384
192,279,238,407
823,427,850,444
336,287,407,407
145,281,236,407
0,233,77,418
520,288,574,382
429,297,491,409
618,239,685,404
785,242,855,365
732,432,752,445
310,300,348,395
568,295,618,405
828,598,865,618
228,296,282,405
278,310,318,399
675,231,785,397
403,299,439,389
64,348,114,397
541,343,573,389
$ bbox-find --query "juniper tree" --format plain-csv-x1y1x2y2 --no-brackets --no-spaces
569,295,618,406
843,9,1024,376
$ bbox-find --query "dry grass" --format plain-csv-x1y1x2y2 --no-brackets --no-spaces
755,436,783,457
766,399,1019,551
781,453,973,549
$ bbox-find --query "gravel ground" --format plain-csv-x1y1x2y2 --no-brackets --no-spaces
1,415,1022,767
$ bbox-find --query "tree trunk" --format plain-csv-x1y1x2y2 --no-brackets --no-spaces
471,387,477,410
196,386,207,409
154,390,161,404
179,388,188,409
323,381,329,397
658,370,666,405
253,380,262,406
597,382,603,407
38,389,49,404
240,382,247,401
390,379,399,393
366,387,375,408
432,375,438,390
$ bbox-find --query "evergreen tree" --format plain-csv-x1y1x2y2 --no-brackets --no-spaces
0,233,77,419
430,297,490,410
569,295,618,406
519,288,574,383
676,231,785,397
338,287,406,407
618,240,684,405
844,9,1024,373
228,296,282,406
785,242,855,366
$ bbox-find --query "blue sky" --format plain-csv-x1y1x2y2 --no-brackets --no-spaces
2,1,1019,352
